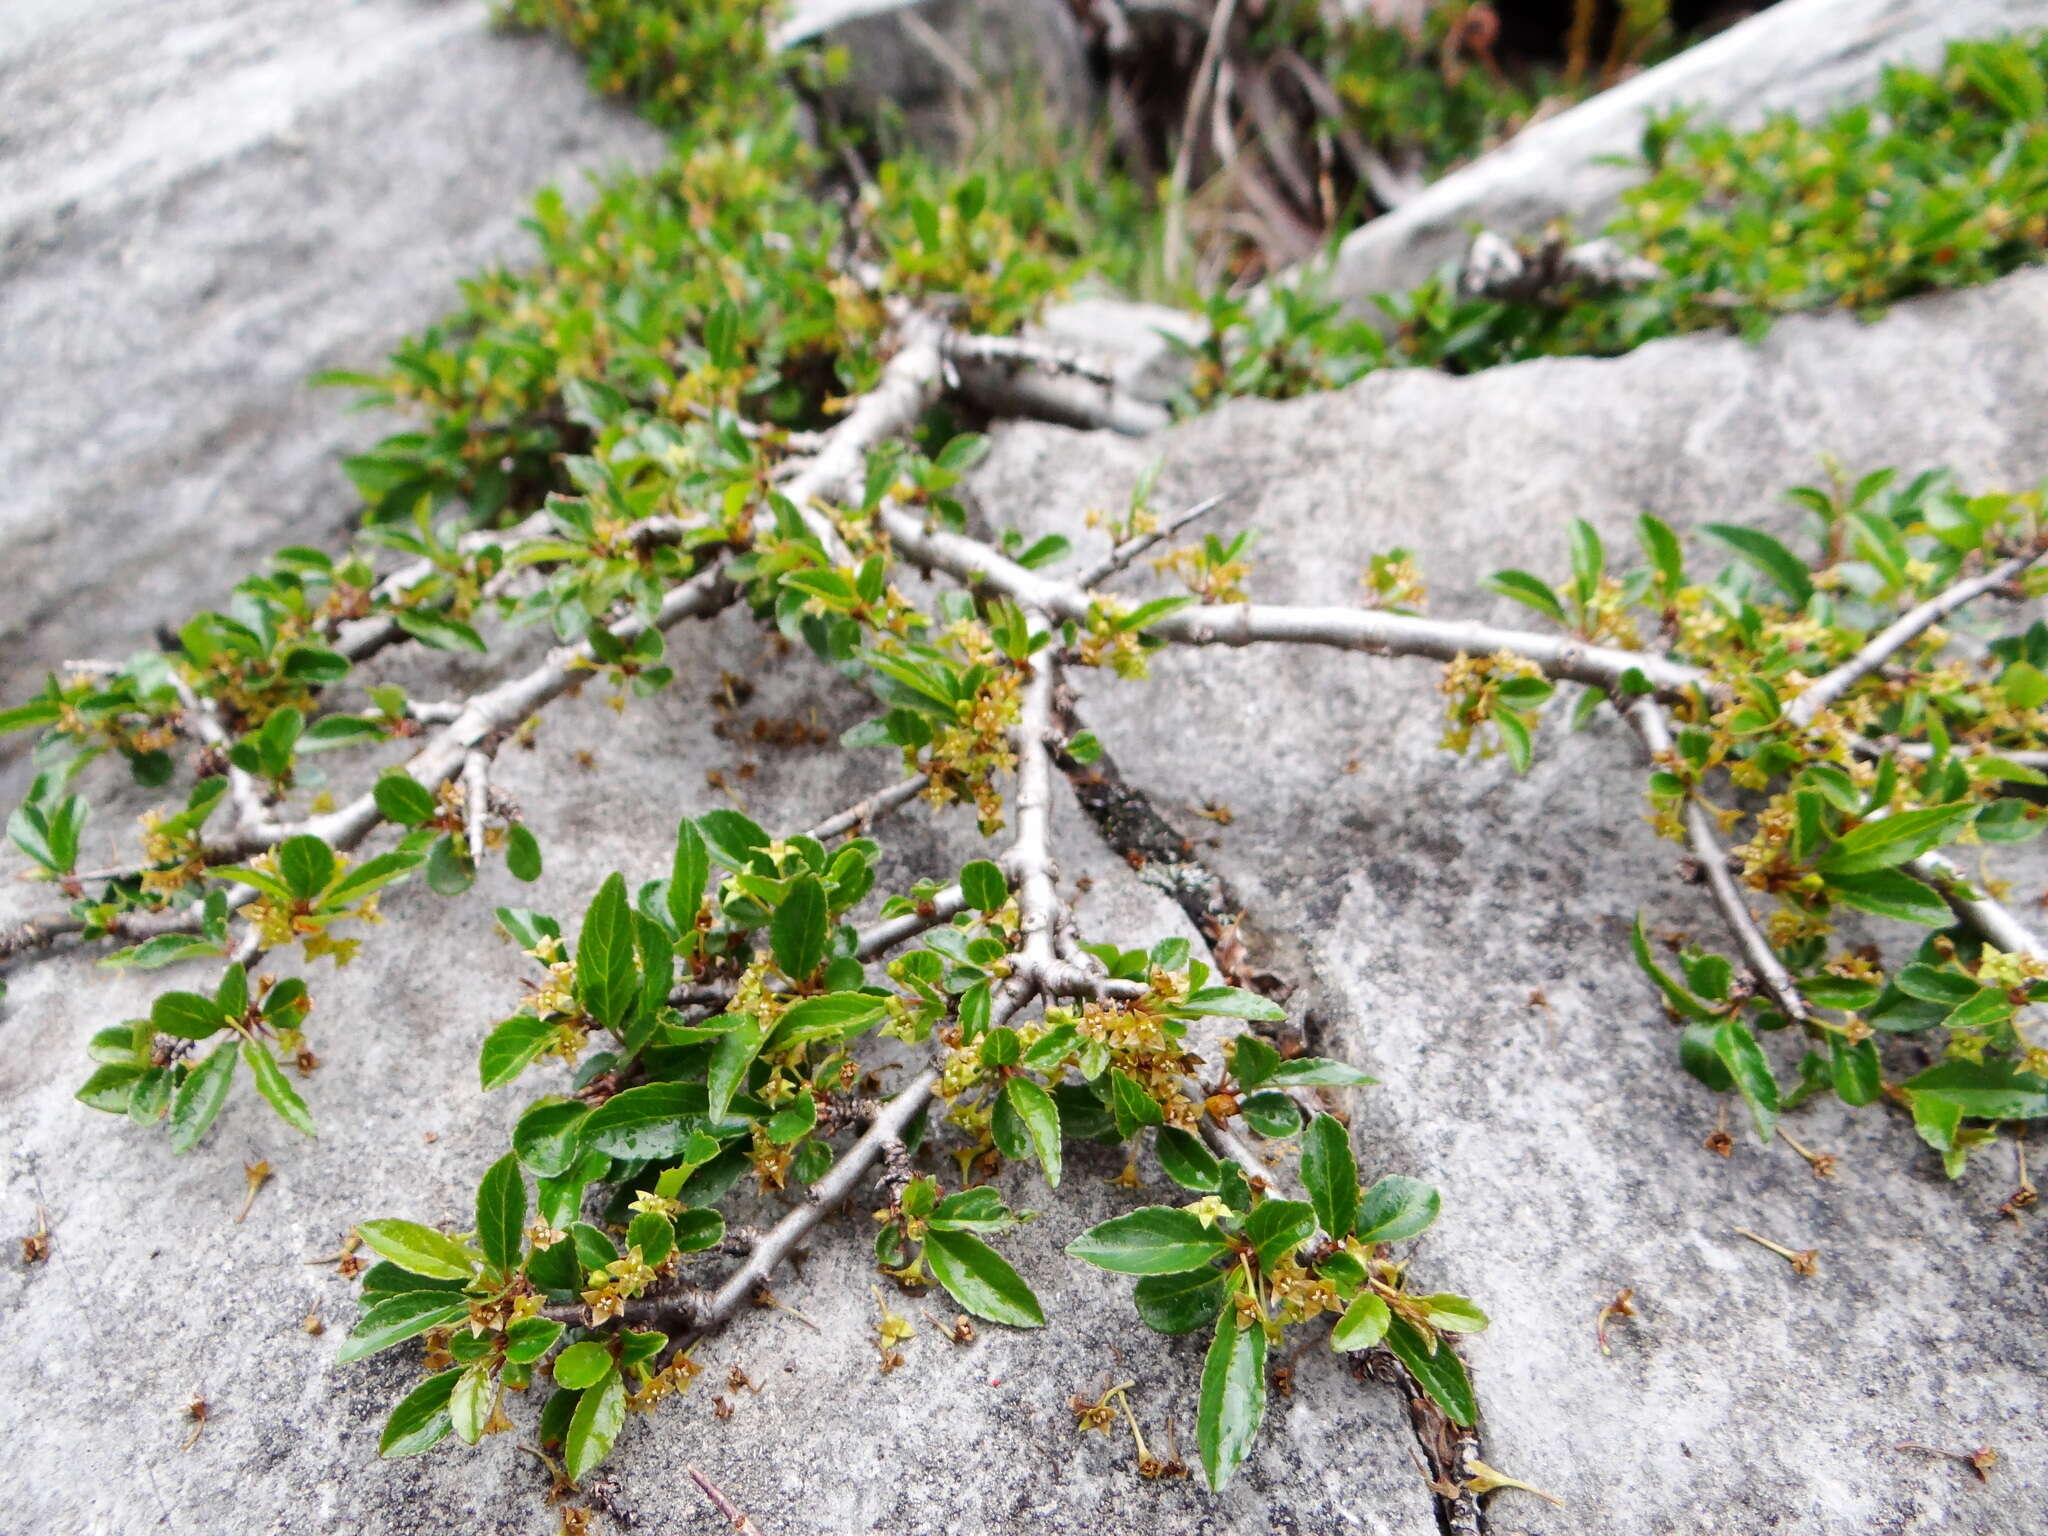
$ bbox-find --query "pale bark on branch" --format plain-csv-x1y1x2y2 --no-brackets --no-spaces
1786,544,2048,729
879,506,1709,694
1626,699,1811,1026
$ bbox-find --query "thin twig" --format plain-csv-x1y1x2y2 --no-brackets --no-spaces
1909,851,2048,960
678,1065,941,1342
1164,0,1241,285
5,335,946,971
687,1464,770,1535
168,675,271,836
944,332,1119,388
1077,489,1241,586
1626,700,1810,1025
879,506,1707,695
461,751,491,870
805,774,931,841
1787,545,2048,729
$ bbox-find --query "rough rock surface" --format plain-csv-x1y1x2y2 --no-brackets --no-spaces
0,0,667,698
971,266,2048,1535
1324,0,2048,307
8,256,2048,1532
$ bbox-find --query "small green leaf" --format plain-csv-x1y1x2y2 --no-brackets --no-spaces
1265,1057,1376,1088
576,873,638,1030
1003,1076,1063,1188
1704,524,1814,607
480,1015,555,1091
1243,1199,1316,1270
696,809,770,871
578,1082,707,1161
449,1365,493,1446
277,835,335,901
1829,869,1950,925
922,1228,1044,1328
1818,804,1976,877
1828,1035,1882,1108
765,992,889,1050
1484,570,1568,626
766,1089,817,1145
168,1042,239,1153
771,874,828,981
1330,1293,1391,1351
378,1367,463,1458
75,1063,143,1114
927,1187,1014,1233
504,1317,563,1365
1354,1176,1440,1244
512,1098,590,1178
1108,1069,1164,1138
1230,1034,1281,1087
564,1366,626,1482
336,1292,471,1364
1385,1317,1476,1425
215,962,248,1018
355,1219,479,1281
1181,987,1287,1022
506,824,543,882
1238,1090,1302,1139
1300,1114,1359,1238
152,990,228,1041
1154,1125,1221,1192
1197,1311,1268,1491
1714,1018,1780,1141
393,610,487,653
476,1153,526,1275
241,1040,315,1137
1905,1061,2048,1120
672,1207,726,1253
1133,1267,1228,1334
1420,1294,1489,1333
707,1017,771,1122
425,834,473,896
1066,1207,1230,1275
552,1341,613,1391
1631,917,1713,1019
960,860,1008,912
668,818,710,936
373,775,439,828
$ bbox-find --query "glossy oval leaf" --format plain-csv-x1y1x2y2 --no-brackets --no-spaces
1299,1114,1359,1239
1066,1207,1230,1275
355,1219,479,1281
1197,1312,1268,1491
475,1152,526,1275
1354,1176,1440,1245
1002,1076,1062,1188
167,1042,239,1153
242,1039,315,1137
564,1366,626,1482
1133,1267,1229,1335
922,1228,1044,1328
575,873,638,1030
378,1366,464,1458
335,1291,472,1365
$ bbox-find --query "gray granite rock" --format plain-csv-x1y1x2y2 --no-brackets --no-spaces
1323,0,2048,308
968,266,2048,1534
7,6,2048,1526
9,266,2048,1536
0,597,1432,1535
0,0,668,700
